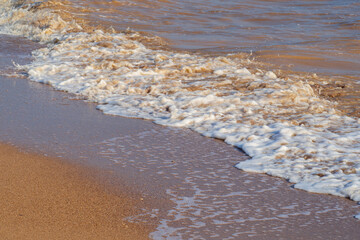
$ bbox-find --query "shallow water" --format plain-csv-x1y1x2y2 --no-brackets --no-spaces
0,0,360,225
70,0,360,76
65,0,360,117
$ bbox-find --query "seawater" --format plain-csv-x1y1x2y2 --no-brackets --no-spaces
78,0,359,116
71,0,360,76
1,0,360,207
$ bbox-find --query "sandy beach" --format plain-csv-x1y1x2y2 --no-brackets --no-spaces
0,143,153,240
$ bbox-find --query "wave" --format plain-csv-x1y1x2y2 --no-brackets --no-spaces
1,0,360,202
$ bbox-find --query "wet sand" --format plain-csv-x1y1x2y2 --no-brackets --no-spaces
0,143,152,240
0,34,154,239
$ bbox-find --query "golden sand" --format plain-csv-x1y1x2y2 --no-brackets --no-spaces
0,143,152,240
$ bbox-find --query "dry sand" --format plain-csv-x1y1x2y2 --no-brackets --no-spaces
0,143,152,240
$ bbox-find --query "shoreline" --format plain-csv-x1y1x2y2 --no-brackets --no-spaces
1,34,360,239
0,143,153,239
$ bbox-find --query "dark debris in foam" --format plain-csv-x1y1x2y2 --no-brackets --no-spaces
13,0,43,9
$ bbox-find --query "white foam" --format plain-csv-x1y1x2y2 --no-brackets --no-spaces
2,0,360,206
0,0,81,41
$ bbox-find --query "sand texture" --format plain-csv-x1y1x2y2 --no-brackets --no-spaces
0,143,151,240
